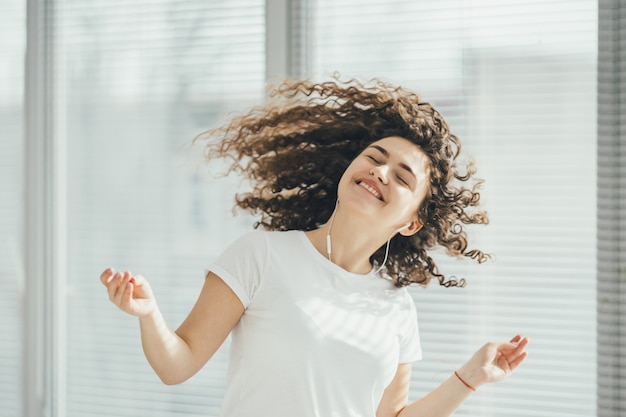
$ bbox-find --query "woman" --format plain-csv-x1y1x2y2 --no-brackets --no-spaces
100,77,529,417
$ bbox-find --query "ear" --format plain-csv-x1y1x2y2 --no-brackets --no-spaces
398,219,423,237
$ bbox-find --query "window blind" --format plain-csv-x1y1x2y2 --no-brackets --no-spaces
0,1,24,416
597,1,626,416
57,1,265,416
295,1,597,416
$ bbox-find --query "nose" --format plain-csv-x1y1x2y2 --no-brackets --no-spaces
370,165,389,184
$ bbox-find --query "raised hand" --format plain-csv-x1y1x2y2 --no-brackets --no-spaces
100,268,157,317
457,334,529,389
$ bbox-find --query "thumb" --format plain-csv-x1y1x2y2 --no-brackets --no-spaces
129,274,155,299
131,274,146,286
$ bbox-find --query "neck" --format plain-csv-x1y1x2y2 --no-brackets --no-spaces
307,205,395,274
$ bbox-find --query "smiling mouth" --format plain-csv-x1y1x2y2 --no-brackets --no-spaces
357,181,384,201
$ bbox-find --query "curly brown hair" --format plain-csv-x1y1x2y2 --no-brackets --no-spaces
195,76,489,287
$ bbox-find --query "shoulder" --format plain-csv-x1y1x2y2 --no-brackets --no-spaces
222,229,269,253
249,229,305,251
398,287,417,312
219,229,305,261
212,230,270,272
378,284,417,319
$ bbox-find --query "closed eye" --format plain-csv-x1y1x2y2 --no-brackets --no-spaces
366,155,381,164
396,174,409,186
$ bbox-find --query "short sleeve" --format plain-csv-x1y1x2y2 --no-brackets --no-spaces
397,289,422,363
207,230,268,309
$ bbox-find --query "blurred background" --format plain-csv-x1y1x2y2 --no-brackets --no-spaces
3,0,623,416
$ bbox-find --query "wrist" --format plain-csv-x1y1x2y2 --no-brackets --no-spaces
138,304,161,321
454,371,476,391
456,365,486,390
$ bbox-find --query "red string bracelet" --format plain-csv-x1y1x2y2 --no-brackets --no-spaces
454,371,476,392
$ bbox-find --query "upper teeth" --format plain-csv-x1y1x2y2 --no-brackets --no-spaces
359,182,382,200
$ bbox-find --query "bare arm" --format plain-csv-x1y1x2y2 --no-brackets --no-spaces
376,363,413,417
377,335,529,417
100,269,244,385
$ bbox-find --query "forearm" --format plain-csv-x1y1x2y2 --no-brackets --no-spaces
138,308,196,385
397,336,529,417
397,371,476,417
101,269,240,385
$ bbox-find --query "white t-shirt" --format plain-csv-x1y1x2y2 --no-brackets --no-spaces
209,230,422,417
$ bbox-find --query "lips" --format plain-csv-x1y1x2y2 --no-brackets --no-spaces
356,179,384,201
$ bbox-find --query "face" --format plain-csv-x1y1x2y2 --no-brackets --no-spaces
337,136,431,235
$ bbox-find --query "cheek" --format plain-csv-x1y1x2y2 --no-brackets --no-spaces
335,170,355,200
395,189,425,215
337,170,350,190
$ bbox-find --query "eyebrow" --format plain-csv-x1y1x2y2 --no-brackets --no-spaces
369,145,416,179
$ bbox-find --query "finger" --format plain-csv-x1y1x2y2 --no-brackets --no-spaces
106,272,123,300
497,353,511,373
131,274,145,286
100,268,115,285
500,337,529,366
508,351,528,371
499,337,529,353
112,272,133,305
119,280,134,311
509,334,522,344
130,274,153,300
510,336,529,357
114,275,132,306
